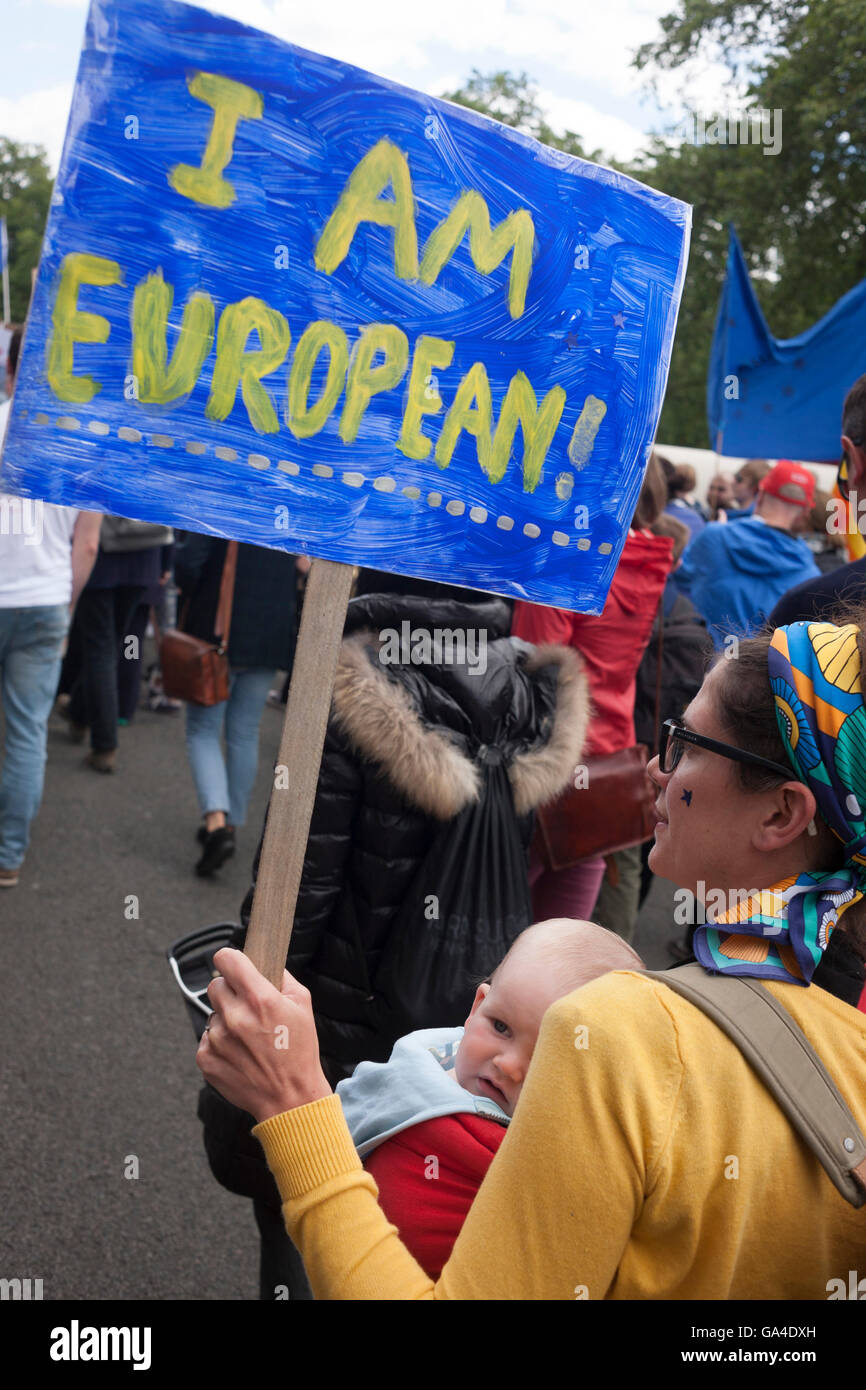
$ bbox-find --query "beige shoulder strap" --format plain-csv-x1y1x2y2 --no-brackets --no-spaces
642,963,866,1208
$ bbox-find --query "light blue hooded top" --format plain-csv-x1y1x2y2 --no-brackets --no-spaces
336,1027,510,1159
675,515,820,650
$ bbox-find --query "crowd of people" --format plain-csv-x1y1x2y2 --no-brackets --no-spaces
1,317,865,1299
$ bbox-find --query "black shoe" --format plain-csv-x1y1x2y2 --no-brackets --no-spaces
195,826,235,877
196,822,234,845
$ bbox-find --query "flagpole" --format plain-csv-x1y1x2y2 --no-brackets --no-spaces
1,218,9,325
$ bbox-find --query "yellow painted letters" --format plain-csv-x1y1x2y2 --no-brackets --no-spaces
420,191,534,319
315,139,418,282
205,297,290,433
287,321,350,438
132,271,215,404
489,372,566,491
434,361,493,473
46,252,122,403
339,324,409,444
397,335,455,460
169,72,264,209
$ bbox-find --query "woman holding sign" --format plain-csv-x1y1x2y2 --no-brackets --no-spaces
199,609,866,1298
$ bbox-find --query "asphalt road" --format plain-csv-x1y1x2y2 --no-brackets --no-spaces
0,648,678,1301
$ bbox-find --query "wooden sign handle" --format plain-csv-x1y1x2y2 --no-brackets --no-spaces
244,557,354,986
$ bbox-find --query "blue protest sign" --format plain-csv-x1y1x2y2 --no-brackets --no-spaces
1,0,690,612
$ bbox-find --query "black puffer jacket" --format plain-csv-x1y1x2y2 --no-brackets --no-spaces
238,592,590,1081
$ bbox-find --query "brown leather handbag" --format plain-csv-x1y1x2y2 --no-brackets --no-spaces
159,541,238,706
535,744,657,868
533,606,663,869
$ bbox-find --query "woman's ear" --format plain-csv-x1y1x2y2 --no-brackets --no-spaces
465,982,490,1027
755,782,817,852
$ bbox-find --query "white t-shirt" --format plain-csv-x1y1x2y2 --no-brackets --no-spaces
0,398,79,607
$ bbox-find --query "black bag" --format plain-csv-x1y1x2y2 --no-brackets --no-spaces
166,921,241,1040
373,748,532,1036
100,514,174,552
634,593,713,748
167,924,285,1206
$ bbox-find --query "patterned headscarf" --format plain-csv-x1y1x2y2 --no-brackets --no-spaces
693,620,866,985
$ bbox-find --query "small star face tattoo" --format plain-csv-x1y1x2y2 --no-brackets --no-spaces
681,789,693,806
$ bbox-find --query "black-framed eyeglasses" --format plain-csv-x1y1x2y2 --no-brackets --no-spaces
658,720,795,781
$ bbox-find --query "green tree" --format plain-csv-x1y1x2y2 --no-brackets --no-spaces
630,0,866,445
0,139,53,324
441,70,599,161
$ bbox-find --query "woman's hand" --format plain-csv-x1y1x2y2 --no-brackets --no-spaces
196,948,332,1122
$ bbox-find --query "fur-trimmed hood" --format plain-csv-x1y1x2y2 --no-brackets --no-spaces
331,629,590,820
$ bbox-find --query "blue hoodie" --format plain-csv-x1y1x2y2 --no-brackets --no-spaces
336,1027,509,1158
675,516,820,650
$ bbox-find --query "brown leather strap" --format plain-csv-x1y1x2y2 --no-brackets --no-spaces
214,541,238,651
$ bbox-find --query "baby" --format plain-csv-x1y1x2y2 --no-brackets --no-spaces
337,918,644,1277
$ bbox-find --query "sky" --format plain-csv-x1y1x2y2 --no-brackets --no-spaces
0,0,740,173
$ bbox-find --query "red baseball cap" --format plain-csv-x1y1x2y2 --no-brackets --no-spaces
758,460,815,509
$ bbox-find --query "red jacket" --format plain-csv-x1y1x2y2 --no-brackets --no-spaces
512,528,674,755
364,1113,506,1278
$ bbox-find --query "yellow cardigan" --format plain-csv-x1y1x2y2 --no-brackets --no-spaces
254,970,866,1299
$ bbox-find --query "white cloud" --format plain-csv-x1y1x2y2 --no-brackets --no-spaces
650,59,748,132
204,0,675,98
1,0,711,172
537,90,648,160
0,84,73,171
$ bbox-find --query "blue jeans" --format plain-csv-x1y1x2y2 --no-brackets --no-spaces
0,603,69,869
185,668,275,828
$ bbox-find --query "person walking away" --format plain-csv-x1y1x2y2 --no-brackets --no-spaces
116,539,177,723
0,328,101,885
65,514,171,771
675,459,820,650
174,535,299,877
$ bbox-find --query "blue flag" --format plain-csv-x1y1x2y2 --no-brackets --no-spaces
708,225,866,461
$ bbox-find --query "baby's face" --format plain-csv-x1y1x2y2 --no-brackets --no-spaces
454,956,563,1117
